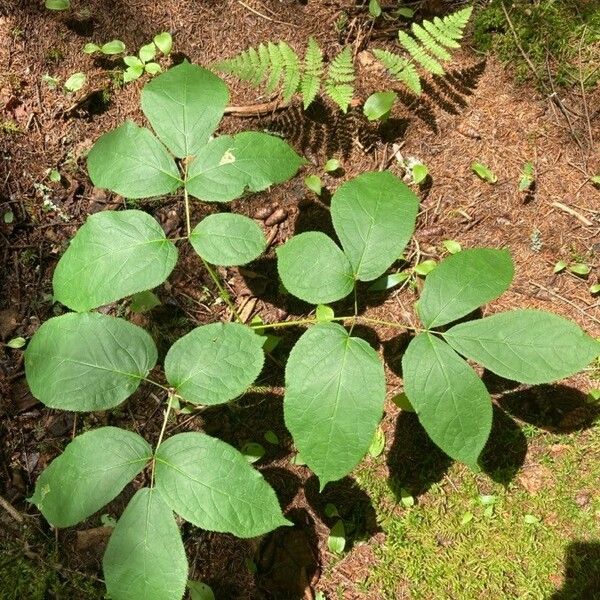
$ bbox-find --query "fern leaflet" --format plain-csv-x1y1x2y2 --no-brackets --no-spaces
301,37,323,109
374,6,472,95
325,46,355,112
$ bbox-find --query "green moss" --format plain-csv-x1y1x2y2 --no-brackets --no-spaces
473,0,600,88
0,539,104,600
352,422,600,598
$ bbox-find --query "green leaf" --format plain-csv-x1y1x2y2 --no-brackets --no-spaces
53,210,178,312
164,322,264,405
185,132,303,202
471,161,497,183
64,72,86,92
590,284,600,295
154,32,173,56
284,323,386,487
400,487,415,507
368,271,410,292
155,432,289,537
138,42,156,63
144,62,162,75
568,263,590,276
123,55,143,68
444,310,600,384
324,158,340,172
190,213,266,266
123,65,144,82
49,168,61,183
589,175,600,187
130,290,161,313
402,332,492,468
103,489,188,600
523,514,540,525
30,427,151,528
83,43,100,54
442,239,461,254
87,121,181,198
7,336,26,349
305,174,322,195
331,171,419,281
141,62,229,158
391,392,415,412
328,520,346,553
418,248,514,328
368,426,385,457
101,40,126,55
264,430,279,444
240,441,265,463
316,304,335,322
188,581,215,600
519,161,535,192
45,0,69,9
25,312,157,411
554,260,567,273
276,232,354,305
368,0,382,17
363,91,395,121
411,163,429,185
413,259,437,276
460,511,474,525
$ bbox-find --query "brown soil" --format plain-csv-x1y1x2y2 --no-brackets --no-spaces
1,1,599,599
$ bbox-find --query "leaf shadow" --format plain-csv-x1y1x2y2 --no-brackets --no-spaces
549,542,600,600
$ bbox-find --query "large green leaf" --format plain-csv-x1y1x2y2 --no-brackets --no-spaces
277,232,354,305
53,210,178,312
87,121,181,198
402,332,492,468
30,427,151,528
284,323,386,487
190,213,266,266
331,171,419,281
25,312,157,411
141,62,229,158
444,310,600,384
155,432,289,537
103,488,188,600
185,133,304,202
417,248,514,328
164,322,264,405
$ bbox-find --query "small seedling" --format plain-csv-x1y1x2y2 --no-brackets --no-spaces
413,259,437,276
324,158,341,173
590,175,600,188
400,488,415,508
368,0,382,18
363,91,396,121
368,426,385,457
409,160,429,185
305,174,322,195
6,337,26,349
442,239,462,255
45,0,69,9
568,263,591,277
590,284,600,295
519,161,535,191
42,74,60,89
327,520,346,553
64,72,86,92
472,161,497,183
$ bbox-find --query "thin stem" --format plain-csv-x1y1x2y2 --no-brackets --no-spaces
183,174,192,238
250,315,422,332
142,377,171,392
348,285,359,335
150,390,176,488
200,257,244,323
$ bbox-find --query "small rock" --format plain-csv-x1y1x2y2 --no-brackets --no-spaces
254,204,276,220
75,526,112,552
265,208,288,227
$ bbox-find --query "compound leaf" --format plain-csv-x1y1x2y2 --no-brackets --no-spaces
444,310,600,384
103,488,188,600
53,210,178,312
284,323,386,487
190,213,266,266
87,121,181,198
418,248,514,328
277,232,354,305
331,171,419,281
185,132,303,202
402,332,492,468
141,62,229,158
25,312,157,411
155,432,289,537
30,427,151,528
165,322,264,405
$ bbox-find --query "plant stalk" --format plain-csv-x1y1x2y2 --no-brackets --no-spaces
150,390,176,488
200,257,244,323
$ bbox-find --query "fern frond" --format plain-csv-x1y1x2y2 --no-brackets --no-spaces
279,42,301,102
398,31,445,75
372,49,421,94
301,37,323,109
373,6,472,95
265,42,284,93
325,47,355,112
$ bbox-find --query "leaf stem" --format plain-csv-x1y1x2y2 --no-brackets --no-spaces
200,257,244,323
250,315,422,332
150,390,176,488
183,167,192,238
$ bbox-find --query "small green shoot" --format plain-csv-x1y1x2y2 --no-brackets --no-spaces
363,91,396,121
472,161,497,183
519,161,535,191
64,72,86,92
305,174,322,196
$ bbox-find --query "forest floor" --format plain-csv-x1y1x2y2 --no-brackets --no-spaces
0,1,599,599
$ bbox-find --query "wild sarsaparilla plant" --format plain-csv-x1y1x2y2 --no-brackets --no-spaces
25,65,600,600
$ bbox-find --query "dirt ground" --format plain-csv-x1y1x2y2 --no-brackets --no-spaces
0,1,599,599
